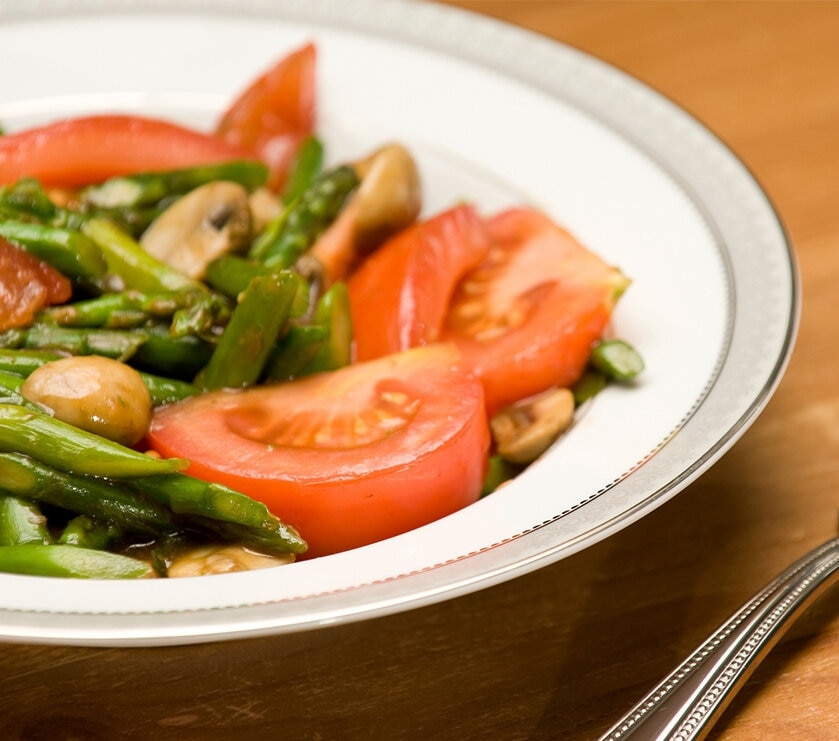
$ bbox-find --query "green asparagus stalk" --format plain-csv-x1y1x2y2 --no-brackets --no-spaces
304,281,353,373
0,495,51,545
264,324,328,382
197,271,301,390
81,217,202,293
0,220,107,282
0,348,62,376
0,452,179,536
281,135,324,203
249,165,359,267
131,324,214,379
0,324,150,362
80,160,269,210
131,474,307,555
58,515,122,550
589,338,645,381
41,288,232,338
139,372,199,406
40,290,182,328
204,254,275,298
0,404,186,478
0,543,152,578
263,282,352,382
0,178,69,223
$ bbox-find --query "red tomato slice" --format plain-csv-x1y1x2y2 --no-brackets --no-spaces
0,115,252,188
215,43,316,192
348,204,491,361
443,207,629,413
0,238,72,331
348,206,629,415
146,344,489,558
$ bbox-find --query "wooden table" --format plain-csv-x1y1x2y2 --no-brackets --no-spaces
4,2,839,738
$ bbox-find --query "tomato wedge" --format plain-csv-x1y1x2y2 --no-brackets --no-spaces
348,206,629,415
146,344,489,558
0,238,72,331
348,204,491,360
0,115,252,188
215,43,316,192
444,208,629,413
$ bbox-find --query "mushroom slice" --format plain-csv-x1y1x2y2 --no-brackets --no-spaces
351,143,423,253
248,186,283,234
166,544,294,577
490,387,576,464
140,181,252,280
306,143,423,285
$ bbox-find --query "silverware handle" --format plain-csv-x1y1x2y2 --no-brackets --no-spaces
599,536,839,741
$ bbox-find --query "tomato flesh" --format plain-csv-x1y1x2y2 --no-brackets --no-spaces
0,238,72,331
147,344,489,558
348,204,491,361
0,115,252,188
348,206,628,415
443,207,628,413
215,43,316,191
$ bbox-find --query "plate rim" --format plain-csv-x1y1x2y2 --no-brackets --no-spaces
0,0,800,646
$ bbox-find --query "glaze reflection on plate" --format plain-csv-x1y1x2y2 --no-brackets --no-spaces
0,0,798,646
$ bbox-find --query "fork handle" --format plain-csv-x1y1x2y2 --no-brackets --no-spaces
599,536,839,741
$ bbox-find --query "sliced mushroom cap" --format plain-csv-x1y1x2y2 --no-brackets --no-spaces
351,143,422,253
490,387,576,464
306,143,423,286
248,186,283,234
140,181,252,280
166,544,295,577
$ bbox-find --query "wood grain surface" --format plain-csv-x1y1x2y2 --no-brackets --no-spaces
4,2,839,739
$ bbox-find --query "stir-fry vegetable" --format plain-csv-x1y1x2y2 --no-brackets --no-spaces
0,41,643,576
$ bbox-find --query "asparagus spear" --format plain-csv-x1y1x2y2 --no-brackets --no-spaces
263,282,352,382
589,338,645,381
0,495,51,545
204,254,275,298
0,220,107,282
41,288,232,337
58,515,122,550
81,217,202,293
0,403,186,478
139,372,199,406
0,451,306,556
249,165,360,267
131,474,307,555
0,452,178,536
132,324,214,379
80,160,269,209
281,135,324,203
197,271,302,390
0,324,150,361
264,324,329,382
303,281,353,373
0,543,152,578
0,348,63,376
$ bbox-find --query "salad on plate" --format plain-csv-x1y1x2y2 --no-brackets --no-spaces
0,43,642,578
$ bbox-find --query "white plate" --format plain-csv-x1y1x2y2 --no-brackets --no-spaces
0,0,798,646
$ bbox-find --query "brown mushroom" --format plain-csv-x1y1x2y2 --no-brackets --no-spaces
307,143,422,284
166,544,295,577
21,355,153,447
490,387,576,464
351,143,423,253
140,181,252,280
